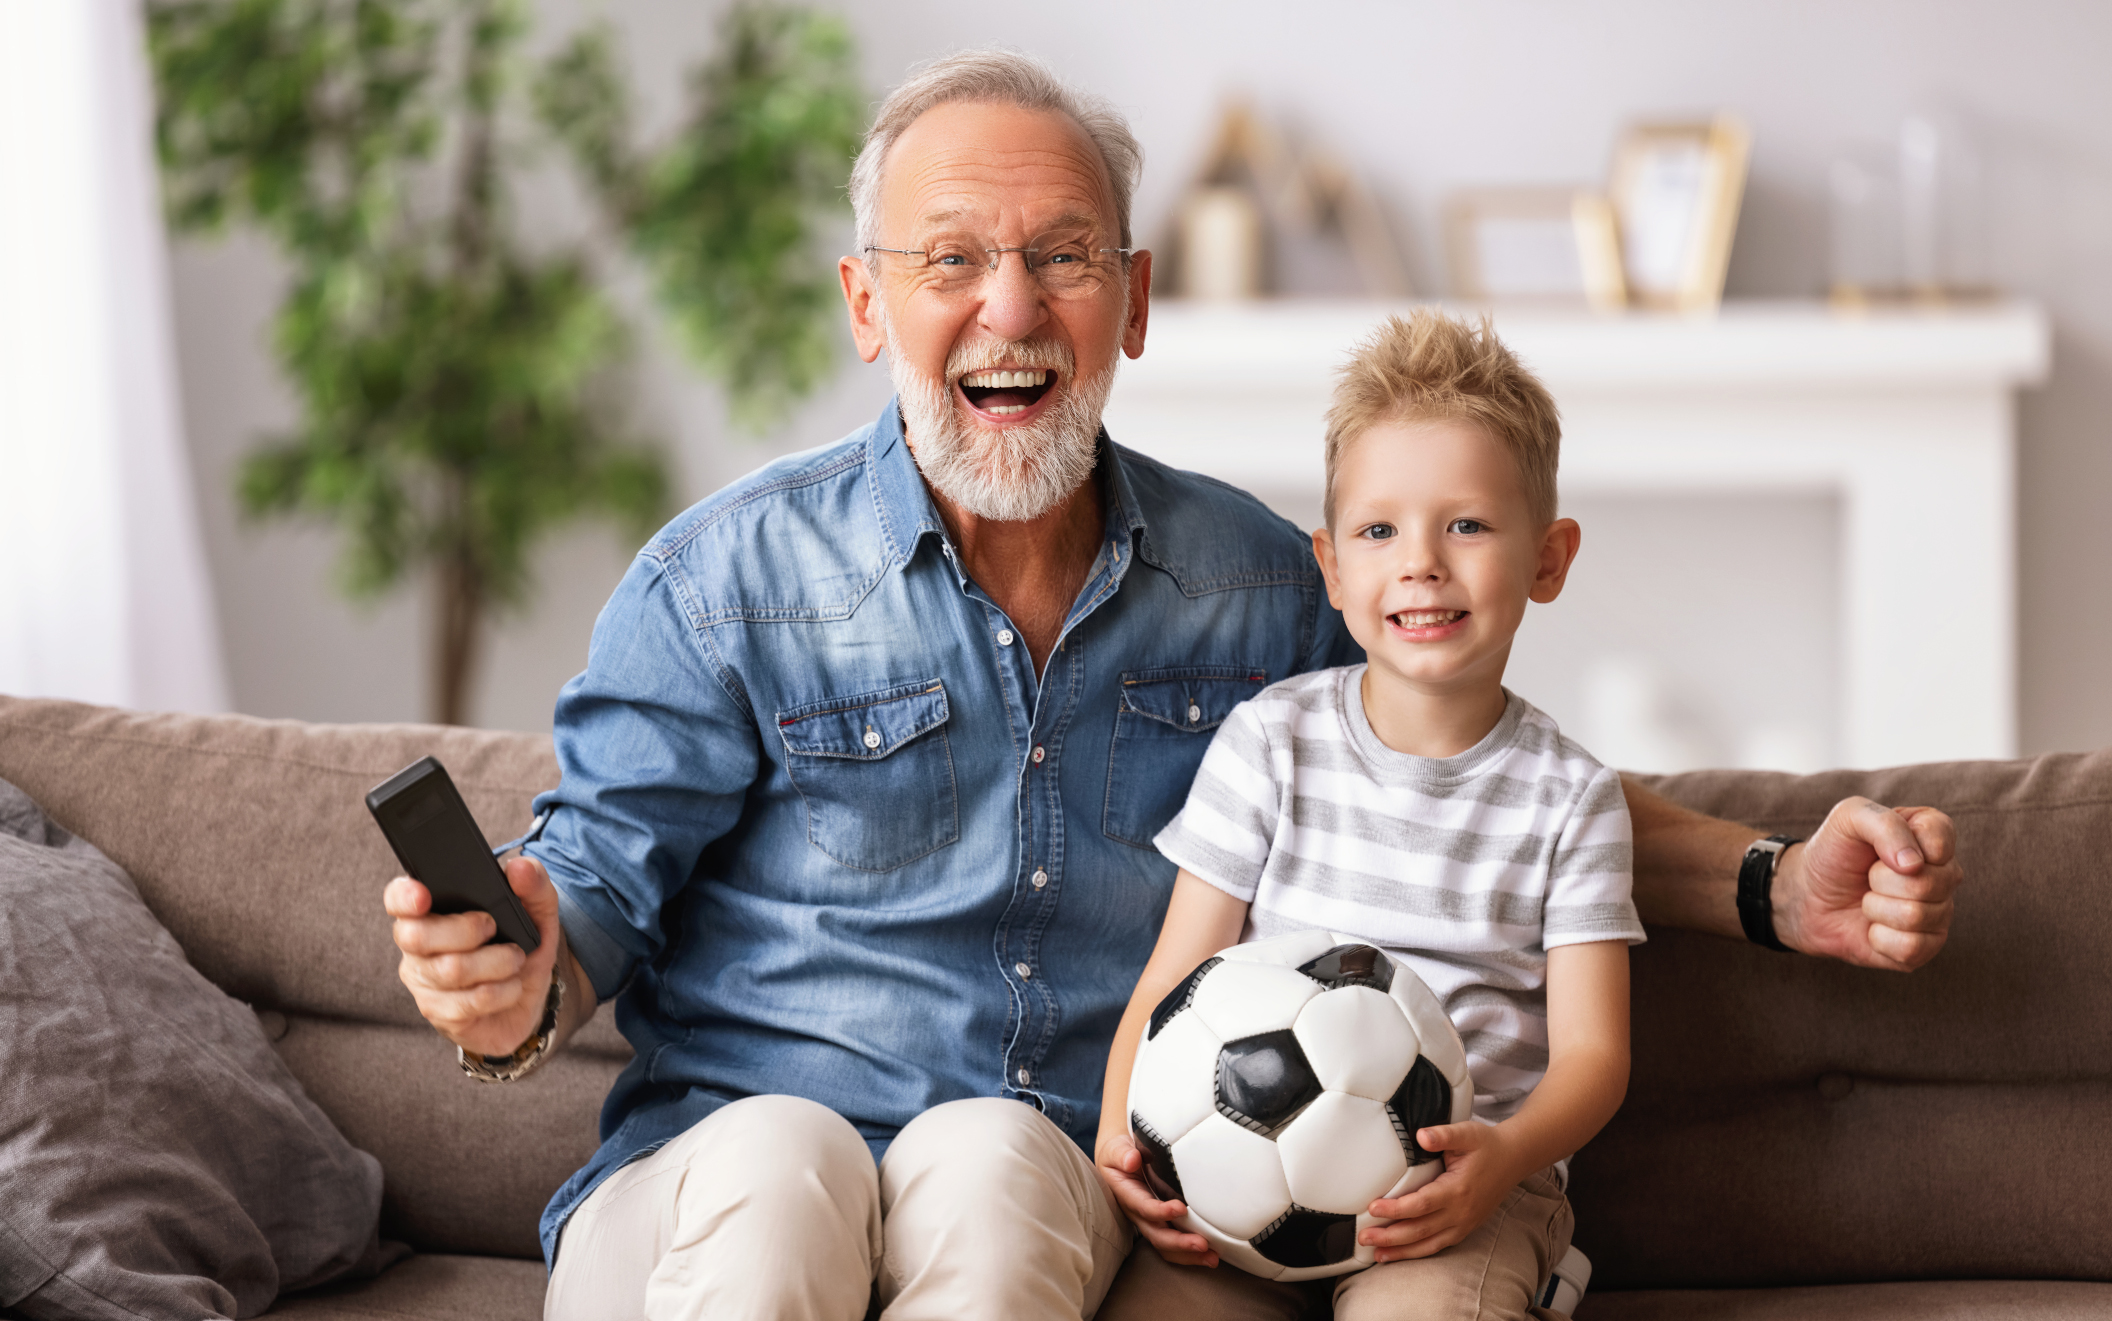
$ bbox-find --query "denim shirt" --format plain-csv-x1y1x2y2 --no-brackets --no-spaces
527,398,1354,1261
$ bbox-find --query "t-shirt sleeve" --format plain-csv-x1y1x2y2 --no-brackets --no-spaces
1152,698,1283,902
1543,765,1647,948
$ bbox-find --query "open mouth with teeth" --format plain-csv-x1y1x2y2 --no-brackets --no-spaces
1389,609,1468,634
958,368,1057,418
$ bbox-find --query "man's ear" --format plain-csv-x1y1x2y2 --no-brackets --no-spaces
1529,518,1583,604
1122,250,1153,359
841,255,887,364
1312,525,1346,610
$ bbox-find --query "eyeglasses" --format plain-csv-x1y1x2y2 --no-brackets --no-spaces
864,234,1135,299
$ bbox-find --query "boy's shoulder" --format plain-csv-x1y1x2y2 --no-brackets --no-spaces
1238,666,1352,729
1498,692,1614,779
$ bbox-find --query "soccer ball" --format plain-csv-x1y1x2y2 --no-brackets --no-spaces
1126,929,1474,1281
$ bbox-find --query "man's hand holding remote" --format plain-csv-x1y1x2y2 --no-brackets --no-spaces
385,855,587,1058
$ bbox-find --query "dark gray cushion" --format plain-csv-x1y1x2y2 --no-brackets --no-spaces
0,779,391,1320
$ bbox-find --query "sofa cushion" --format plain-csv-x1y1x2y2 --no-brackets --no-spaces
1579,1279,2112,1320
0,698,631,1257
1570,753,2112,1289
0,779,392,1320
268,1014,616,1260
266,1253,545,1320
0,699,563,1032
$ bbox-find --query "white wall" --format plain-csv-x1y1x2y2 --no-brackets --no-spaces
169,0,2112,757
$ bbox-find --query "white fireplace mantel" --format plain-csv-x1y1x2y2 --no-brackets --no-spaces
1102,299,2050,768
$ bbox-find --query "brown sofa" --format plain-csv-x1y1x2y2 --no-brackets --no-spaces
1,695,2106,1319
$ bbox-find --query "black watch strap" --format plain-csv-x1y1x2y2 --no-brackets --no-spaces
1737,835,1800,952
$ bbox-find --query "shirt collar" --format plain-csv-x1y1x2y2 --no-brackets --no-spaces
869,394,1154,584
868,396,950,568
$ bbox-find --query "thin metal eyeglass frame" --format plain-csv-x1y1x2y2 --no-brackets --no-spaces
862,242,1136,285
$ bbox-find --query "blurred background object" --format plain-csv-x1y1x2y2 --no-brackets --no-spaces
1444,115,1748,314
54,0,2109,771
1445,187,1626,309
144,0,861,725
1830,107,1995,305
0,0,229,715
1606,116,1750,312
1159,102,1412,301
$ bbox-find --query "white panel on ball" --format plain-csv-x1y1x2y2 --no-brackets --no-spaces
1188,960,1322,1040
1169,1113,1294,1240
1379,1149,1448,1202
1388,970,1469,1086
1127,1007,1226,1144
1276,1091,1408,1215
1216,928,1340,969
1292,985,1419,1101
1183,1205,1283,1280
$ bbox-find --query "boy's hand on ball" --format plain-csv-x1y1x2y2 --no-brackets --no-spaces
1362,1123,1517,1262
1095,1133,1220,1268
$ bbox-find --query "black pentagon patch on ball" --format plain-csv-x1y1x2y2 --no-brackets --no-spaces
1297,943,1395,993
1387,1055,1453,1165
1130,1112,1184,1202
1147,956,1222,1041
1252,1205,1360,1268
1215,1030,1323,1134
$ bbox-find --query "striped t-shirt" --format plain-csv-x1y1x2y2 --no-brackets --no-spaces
1154,665,1644,1125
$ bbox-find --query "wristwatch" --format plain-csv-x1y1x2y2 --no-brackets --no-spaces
1736,835,1801,953
458,974,565,1084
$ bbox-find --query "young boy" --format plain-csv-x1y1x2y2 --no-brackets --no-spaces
1095,309,1644,1321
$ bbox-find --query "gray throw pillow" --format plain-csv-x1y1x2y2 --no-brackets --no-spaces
0,779,390,1320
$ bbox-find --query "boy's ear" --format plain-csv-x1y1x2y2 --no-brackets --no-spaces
1311,527,1346,610
1529,518,1582,604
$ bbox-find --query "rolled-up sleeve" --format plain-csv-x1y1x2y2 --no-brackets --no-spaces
525,555,760,1003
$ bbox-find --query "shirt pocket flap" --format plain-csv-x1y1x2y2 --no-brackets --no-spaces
778,680,951,761
1118,668,1268,733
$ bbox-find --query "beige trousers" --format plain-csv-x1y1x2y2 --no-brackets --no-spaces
1095,1166,1574,1321
544,1094,1133,1321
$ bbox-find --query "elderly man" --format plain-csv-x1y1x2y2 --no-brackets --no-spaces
384,50,1961,1321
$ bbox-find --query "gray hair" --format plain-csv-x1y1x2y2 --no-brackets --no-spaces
849,49,1144,257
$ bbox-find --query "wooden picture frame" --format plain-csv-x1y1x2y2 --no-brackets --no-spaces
1607,116,1751,312
1445,187,1626,310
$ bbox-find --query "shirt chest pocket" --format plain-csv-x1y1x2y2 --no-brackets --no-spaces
1103,666,1268,849
777,679,960,872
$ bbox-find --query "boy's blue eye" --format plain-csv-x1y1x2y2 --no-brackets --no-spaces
1362,523,1395,541
1450,519,1485,535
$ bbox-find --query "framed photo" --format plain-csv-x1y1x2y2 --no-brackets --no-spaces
1607,116,1751,312
1444,187,1626,310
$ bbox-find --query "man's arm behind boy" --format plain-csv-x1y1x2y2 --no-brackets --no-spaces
1624,779,1959,969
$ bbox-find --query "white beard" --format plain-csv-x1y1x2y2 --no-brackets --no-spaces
888,320,1119,524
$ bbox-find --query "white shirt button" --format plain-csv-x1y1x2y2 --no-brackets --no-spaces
1031,745,1045,764
1015,961,1032,979
1016,1068,1032,1086
1188,704,1202,723
1031,868,1048,889
996,628,1015,646
862,730,881,749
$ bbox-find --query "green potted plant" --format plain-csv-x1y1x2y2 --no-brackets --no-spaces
149,0,864,724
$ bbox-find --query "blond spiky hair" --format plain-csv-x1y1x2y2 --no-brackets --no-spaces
1323,309,1561,527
